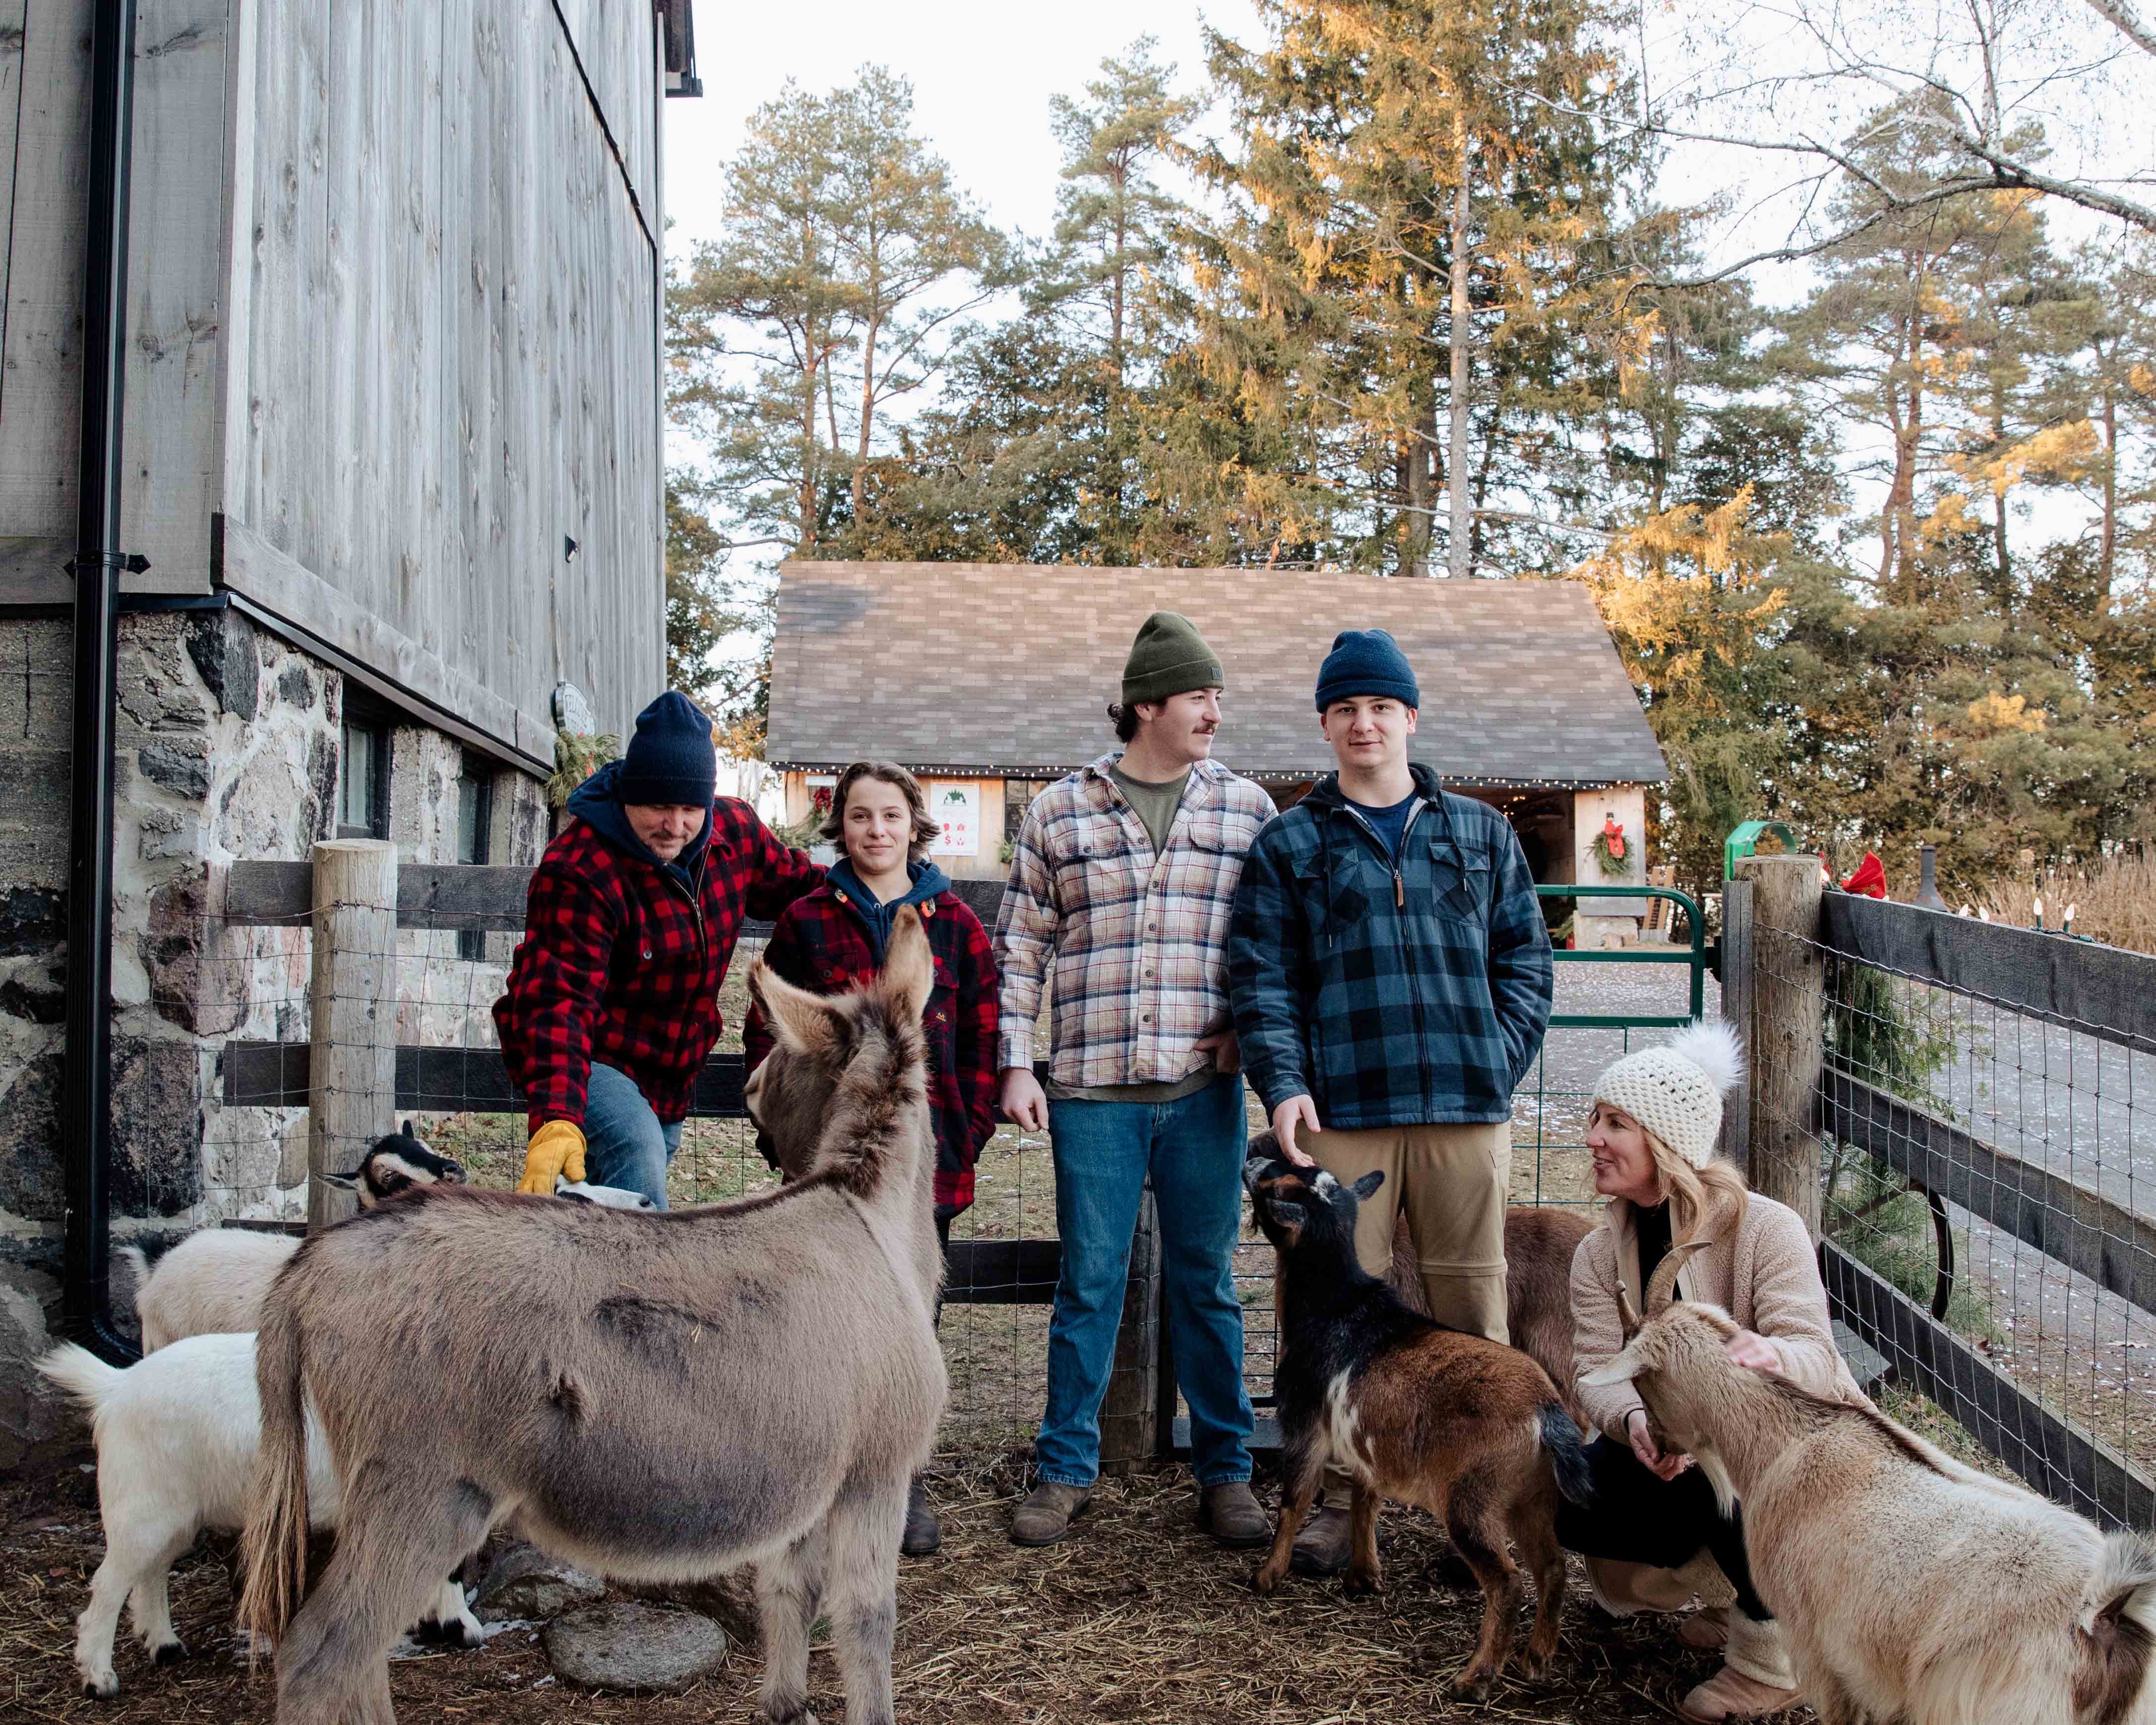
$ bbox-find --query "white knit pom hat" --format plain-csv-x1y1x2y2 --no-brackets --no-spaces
1592,1020,1745,1169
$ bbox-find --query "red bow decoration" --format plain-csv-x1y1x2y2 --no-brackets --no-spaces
1842,852,1887,899
1601,817,1626,860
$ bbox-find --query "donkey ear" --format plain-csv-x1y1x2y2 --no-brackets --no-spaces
881,905,934,1023
748,958,840,1057
1350,1170,1385,1201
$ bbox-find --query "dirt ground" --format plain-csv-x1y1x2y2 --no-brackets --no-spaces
2,1453,1812,1725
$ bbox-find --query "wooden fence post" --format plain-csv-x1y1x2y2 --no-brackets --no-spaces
1099,1190,1162,1472
1741,854,1824,1237
308,839,399,1231
1717,877,1754,1173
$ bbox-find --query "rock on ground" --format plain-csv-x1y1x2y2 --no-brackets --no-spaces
472,1542,606,1623
543,1602,727,1691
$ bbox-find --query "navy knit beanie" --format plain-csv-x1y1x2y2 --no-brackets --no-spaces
616,691,718,806
1314,628,1420,712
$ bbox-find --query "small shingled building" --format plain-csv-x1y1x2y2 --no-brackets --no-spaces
765,561,1666,932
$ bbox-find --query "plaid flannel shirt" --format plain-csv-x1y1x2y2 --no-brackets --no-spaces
742,885,999,1214
994,754,1275,1087
495,798,821,1132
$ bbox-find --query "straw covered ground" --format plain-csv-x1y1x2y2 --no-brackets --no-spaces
3,1452,1817,1725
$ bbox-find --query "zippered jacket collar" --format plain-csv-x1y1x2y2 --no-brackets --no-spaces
1301,760,1446,822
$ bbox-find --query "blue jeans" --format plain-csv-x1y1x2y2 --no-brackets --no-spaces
582,1062,683,1210
1037,1075,1253,1489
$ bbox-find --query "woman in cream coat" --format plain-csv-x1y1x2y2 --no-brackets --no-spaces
1563,1021,1865,1723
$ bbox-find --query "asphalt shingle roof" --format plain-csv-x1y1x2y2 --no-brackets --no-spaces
766,562,1666,787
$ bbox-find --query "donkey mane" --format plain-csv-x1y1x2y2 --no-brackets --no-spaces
806,998,927,1200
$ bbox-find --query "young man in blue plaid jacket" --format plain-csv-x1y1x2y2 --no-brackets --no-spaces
1228,628,1554,1574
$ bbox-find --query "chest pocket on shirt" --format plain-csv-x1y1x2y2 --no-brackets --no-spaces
1423,837,1489,924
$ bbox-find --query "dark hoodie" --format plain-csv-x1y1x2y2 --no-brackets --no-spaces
827,856,952,960
567,761,712,892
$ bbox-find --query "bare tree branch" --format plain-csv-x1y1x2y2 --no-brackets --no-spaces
2083,0,2156,58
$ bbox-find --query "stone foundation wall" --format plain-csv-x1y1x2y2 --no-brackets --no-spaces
0,607,545,1467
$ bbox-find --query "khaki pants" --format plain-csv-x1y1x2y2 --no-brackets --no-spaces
1303,1119,1512,1342
1302,1120,1511,1504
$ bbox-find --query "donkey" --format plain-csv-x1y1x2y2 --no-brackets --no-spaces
238,907,949,1725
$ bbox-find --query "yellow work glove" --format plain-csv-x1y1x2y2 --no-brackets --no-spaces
518,1120,587,1196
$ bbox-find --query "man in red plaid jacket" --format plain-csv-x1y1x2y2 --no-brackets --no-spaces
493,692,821,1207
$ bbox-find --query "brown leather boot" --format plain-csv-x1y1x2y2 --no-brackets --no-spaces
1197,1483,1271,1548
1289,1502,1353,1576
901,1475,941,1557
1010,1482,1091,1547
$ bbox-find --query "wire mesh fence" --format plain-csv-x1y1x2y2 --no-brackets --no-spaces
124,857,1717,1470
1780,916,2156,1529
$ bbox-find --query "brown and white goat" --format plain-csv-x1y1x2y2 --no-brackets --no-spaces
1245,1147,1593,1699
1244,1130,1592,1425
1585,1250,2156,1725
238,908,949,1725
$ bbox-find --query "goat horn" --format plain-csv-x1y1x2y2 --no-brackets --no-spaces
1615,1278,1643,1339
1646,1238,1714,1316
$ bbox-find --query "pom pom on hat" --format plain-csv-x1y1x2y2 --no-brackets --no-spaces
1593,1019,1745,1170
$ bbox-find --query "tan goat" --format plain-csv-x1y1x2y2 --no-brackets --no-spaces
1584,1247,2156,1725
238,908,949,1725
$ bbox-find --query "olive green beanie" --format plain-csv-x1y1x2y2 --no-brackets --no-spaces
1121,611,1225,706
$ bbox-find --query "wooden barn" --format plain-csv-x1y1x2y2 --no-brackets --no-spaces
764,559,1667,908
0,1,697,1462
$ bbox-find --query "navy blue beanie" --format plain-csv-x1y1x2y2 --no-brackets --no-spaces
1314,628,1420,712
616,691,717,806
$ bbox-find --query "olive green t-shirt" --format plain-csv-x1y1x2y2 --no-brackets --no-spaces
1109,762,1189,859
1046,763,1218,1106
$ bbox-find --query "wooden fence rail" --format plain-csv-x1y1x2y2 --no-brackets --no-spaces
1807,891,2156,1530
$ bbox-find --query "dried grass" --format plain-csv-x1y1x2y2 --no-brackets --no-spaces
1,1457,1812,1725
1977,846,2156,955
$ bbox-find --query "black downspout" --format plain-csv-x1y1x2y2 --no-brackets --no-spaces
62,0,144,1364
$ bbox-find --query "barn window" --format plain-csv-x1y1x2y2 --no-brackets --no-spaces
338,716,391,840
456,761,494,960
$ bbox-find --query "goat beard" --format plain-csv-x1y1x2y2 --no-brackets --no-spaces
1691,1442,1739,1520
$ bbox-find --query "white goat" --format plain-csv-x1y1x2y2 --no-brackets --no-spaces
36,1334,484,1699
121,1128,465,1352
1585,1263,2156,1725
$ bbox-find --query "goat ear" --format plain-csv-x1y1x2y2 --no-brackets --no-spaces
880,905,934,1024
748,957,840,1057
1350,1170,1385,1201
1580,1341,1646,1388
321,1170,360,1192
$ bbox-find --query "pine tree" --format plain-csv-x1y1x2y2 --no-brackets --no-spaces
1170,0,1640,575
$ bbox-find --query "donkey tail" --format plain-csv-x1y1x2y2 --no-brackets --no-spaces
1538,1400,1595,1509
237,1293,311,1649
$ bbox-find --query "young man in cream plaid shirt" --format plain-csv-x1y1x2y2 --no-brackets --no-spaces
994,612,1276,1550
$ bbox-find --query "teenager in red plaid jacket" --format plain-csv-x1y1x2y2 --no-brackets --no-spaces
494,691,821,1208
742,760,998,1557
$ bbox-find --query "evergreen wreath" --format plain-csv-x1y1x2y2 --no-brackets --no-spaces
1591,815,1631,878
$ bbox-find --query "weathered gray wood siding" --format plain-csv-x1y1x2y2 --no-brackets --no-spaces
220,0,667,750
1,0,258,602
0,0,667,752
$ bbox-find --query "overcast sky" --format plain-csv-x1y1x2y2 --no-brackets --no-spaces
662,0,1263,258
